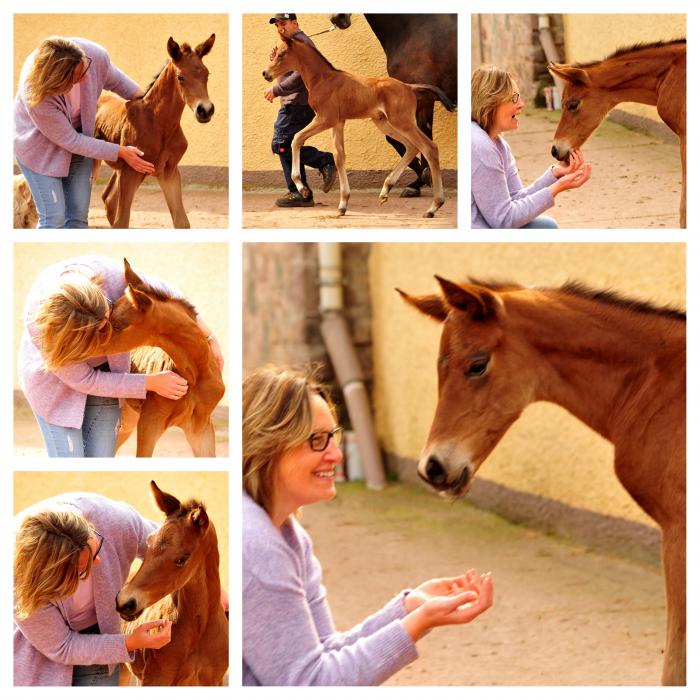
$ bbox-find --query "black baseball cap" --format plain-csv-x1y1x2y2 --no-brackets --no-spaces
269,13,297,23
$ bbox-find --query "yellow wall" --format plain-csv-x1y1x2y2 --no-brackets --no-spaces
14,14,229,169
370,243,685,527
13,243,229,405
242,13,457,173
562,14,685,124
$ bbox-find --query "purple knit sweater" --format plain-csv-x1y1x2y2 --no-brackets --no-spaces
14,493,158,686
243,491,418,685
19,255,181,429
14,38,140,177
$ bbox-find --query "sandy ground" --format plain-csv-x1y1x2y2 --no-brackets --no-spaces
87,182,228,229
13,394,228,458
303,482,666,686
243,188,458,229
509,108,683,229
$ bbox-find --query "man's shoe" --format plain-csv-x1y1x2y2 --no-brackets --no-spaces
275,191,314,207
320,163,337,193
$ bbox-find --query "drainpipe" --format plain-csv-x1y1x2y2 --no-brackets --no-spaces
538,14,564,108
317,243,386,490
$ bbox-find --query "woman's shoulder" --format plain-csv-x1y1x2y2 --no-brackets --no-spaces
69,38,110,60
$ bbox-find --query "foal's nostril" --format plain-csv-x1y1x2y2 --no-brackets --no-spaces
551,145,559,159
118,597,137,614
426,457,447,485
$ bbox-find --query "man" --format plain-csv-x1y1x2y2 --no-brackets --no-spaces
264,13,336,207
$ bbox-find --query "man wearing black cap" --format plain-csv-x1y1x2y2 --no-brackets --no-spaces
264,13,336,207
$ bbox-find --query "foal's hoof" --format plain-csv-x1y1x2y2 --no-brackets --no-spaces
378,195,388,205
422,211,435,219
338,208,346,216
400,187,421,198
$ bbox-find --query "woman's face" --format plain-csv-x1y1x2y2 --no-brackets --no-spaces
490,89,525,138
272,393,343,520
76,533,103,580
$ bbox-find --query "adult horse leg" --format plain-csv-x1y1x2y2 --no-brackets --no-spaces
156,166,191,228
290,117,333,201
184,420,217,457
110,167,145,229
661,524,686,685
331,122,350,215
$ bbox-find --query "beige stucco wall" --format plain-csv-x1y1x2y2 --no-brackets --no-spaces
242,13,457,175
370,243,685,528
13,243,229,405
14,14,229,169
562,14,685,125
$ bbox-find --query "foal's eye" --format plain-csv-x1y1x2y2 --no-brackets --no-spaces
465,357,489,377
177,75,185,83
567,99,580,112
174,555,189,567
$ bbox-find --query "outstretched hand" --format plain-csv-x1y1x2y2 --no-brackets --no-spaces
404,569,483,613
552,148,585,178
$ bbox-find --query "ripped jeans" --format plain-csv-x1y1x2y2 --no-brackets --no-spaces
34,396,121,458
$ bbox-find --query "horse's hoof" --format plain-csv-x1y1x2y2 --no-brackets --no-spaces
378,196,388,205
400,187,421,198
338,209,346,216
423,211,435,219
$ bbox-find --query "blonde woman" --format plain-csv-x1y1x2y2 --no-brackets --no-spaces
14,492,172,686
471,64,592,229
19,254,224,458
243,365,494,686
14,36,155,228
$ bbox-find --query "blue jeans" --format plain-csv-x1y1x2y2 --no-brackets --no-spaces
72,623,120,686
16,153,93,229
521,215,559,229
34,396,121,458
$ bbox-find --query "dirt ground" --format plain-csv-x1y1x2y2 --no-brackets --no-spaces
243,188,458,229
13,395,228,458
86,182,228,229
303,482,666,686
509,108,683,228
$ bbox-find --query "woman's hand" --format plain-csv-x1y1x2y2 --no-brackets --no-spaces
401,572,493,642
404,569,482,613
195,315,224,372
552,149,584,178
549,163,592,197
119,145,155,175
145,371,189,400
125,620,172,651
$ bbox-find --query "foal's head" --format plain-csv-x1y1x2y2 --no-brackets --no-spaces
262,35,300,83
399,278,538,497
167,34,216,123
116,481,215,621
548,63,615,162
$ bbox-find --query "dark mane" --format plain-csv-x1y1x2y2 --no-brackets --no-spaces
575,38,686,68
292,35,339,72
138,280,197,319
178,498,206,515
468,278,685,321
141,61,169,98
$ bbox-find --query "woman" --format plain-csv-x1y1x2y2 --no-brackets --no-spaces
14,492,171,686
471,64,592,229
243,365,494,686
14,36,155,228
19,254,224,458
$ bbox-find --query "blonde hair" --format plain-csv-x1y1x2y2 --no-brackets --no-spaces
25,37,84,106
243,365,335,515
34,272,113,372
14,509,94,620
471,65,518,134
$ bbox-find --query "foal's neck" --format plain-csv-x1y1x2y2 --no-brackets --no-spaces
292,42,335,88
154,311,212,384
145,62,186,124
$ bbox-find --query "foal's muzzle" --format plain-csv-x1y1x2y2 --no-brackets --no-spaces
551,144,570,163
195,102,215,123
418,457,472,496
262,70,273,82
116,594,142,621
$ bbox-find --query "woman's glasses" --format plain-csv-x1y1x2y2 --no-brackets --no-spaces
308,426,343,452
78,530,104,580
511,92,520,104
77,56,92,82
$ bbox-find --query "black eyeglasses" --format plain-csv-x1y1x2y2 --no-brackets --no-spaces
78,530,104,580
308,426,343,452
77,56,92,82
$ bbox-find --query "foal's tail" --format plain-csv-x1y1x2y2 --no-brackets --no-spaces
410,84,457,112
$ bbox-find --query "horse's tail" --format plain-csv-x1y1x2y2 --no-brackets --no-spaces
410,84,457,112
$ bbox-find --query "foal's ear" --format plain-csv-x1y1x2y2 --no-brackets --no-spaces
167,37,182,61
190,507,210,532
548,62,590,87
435,276,500,321
123,258,145,289
126,284,153,312
396,288,447,322
195,34,216,58
151,480,181,516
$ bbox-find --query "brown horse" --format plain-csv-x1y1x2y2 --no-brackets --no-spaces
262,33,454,218
94,34,216,228
399,277,685,685
104,260,224,457
548,40,686,227
116,481,228,685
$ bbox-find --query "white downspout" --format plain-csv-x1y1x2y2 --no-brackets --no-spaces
317,243,386,490
538,14,564,108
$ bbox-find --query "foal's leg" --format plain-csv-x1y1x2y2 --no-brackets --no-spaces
184,420,217,457
680,137,686,229
101,171,120,226
291,117,333,200
115,402,140,453
135,405,169,457
331,122,350,215
661,524,686,685
371,117,419,204
156,167,191,228
111,167,145,229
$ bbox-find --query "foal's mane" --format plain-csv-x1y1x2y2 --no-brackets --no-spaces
177,498,207,515
470,278,686,321
137,280,198,319
141,62,168,98
291,35,339,72
574,38,686,68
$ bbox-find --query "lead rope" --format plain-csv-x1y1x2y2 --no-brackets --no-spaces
306,25,338,38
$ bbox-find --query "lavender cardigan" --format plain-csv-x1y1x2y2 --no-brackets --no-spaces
14,493,158,686
243,491,418,685
19,255,179,429
14,38,140,177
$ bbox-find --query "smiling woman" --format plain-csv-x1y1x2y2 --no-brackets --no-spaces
470,64,592,229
